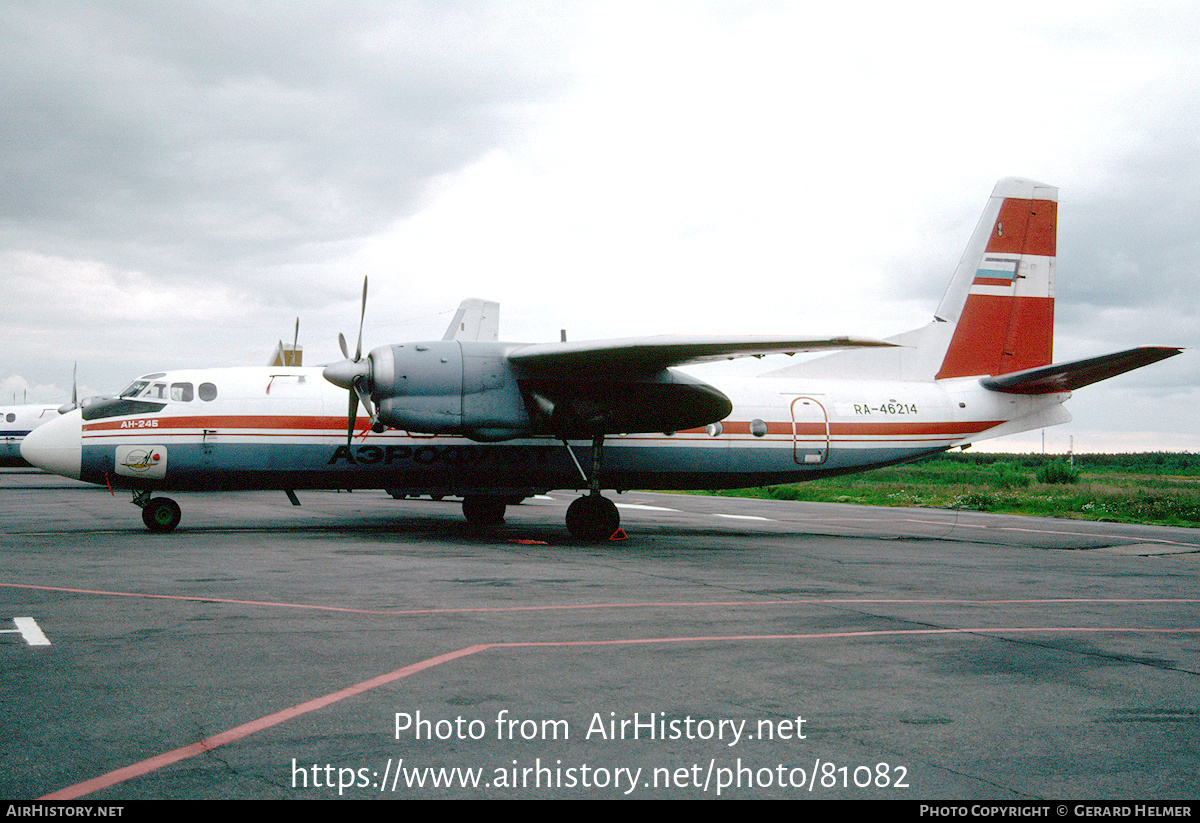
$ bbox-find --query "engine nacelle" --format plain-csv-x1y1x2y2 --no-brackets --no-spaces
367,340,733,442
371,341,532,441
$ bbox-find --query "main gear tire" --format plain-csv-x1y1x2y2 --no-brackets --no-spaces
566,495,620,542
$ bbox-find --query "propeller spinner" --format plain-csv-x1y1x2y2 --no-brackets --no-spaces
323,277,381,443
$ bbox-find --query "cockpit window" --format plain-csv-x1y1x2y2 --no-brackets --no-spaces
81,398,167,421
114,376,212,404
120,380,150,398
119,380,175,400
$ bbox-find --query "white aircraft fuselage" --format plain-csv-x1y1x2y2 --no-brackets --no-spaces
28,365,1069,494
1,404,61,466
20,178,1180,538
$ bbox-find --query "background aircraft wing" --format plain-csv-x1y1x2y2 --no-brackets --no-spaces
507,335,897,375
980,346,1182,394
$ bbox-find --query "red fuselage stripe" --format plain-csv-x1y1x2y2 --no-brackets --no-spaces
81,416,1003,441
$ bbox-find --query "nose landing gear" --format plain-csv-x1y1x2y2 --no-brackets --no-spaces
133,490,181,533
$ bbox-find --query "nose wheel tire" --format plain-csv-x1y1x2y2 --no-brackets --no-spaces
566,495,620,542
141,497,182,533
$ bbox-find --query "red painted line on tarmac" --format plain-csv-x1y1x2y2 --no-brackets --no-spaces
40,625,1200,799
41,644,491,800
491,626,1200,649
5,582,1200,614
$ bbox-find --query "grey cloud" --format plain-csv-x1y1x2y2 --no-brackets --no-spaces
0,1,577,275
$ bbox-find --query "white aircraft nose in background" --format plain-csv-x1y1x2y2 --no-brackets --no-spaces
20,409,83,480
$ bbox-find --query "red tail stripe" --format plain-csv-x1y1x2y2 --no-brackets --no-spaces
937,295,1054,378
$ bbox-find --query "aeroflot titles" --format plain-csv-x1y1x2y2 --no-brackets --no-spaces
328,444,551,466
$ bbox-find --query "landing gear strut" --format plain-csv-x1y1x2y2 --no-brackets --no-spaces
133,490,181,533
563,434,622,541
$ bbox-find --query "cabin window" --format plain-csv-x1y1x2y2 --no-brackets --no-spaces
5,413,14,423
750,419,768,437
198,383,218,401
170,383,194,402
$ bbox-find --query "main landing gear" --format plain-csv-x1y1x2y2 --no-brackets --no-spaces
462,495,507,526
562,434,623,542
459,436,623,541
133,490,181,533
565,494,619,542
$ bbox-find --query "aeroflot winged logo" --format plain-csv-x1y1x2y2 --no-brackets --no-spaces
115,445,168,480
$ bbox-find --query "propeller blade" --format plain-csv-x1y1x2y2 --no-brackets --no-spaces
355,276,368,361
332,276,375,442
346,386,359,446
58,362,80,414
353,376,376,421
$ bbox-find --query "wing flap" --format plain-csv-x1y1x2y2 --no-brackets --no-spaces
979,346,1181,394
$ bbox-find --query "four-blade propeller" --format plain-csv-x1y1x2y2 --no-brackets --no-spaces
322,276,379,444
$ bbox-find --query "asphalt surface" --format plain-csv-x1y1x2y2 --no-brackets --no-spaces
2,468,1198,800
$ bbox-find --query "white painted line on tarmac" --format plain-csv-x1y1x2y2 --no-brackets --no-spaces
3,617,51,646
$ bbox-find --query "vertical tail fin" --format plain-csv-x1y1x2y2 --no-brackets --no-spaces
934,178,1057,379
443,298,500,342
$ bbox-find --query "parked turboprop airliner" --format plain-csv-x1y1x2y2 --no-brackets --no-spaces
1,403,62,466
1,368,98,465
22,179,1180,539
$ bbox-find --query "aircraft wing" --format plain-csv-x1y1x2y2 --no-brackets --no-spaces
507,335,897,375
980,346,1182,394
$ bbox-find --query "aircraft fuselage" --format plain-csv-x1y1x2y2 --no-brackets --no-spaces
1,404,61,466
28,365,1067,496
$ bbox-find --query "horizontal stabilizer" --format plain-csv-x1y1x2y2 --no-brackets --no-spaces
979,346,1181,394
509,335,897,375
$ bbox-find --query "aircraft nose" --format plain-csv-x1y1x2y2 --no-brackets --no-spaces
20,409,83,480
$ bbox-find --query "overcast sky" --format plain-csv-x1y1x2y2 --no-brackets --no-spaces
2,0,1197,453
